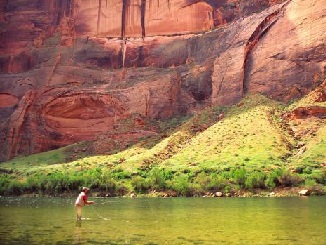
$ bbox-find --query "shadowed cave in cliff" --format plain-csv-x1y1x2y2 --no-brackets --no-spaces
0,0,325,162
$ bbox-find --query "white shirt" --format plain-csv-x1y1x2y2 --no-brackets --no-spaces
75,192,86,206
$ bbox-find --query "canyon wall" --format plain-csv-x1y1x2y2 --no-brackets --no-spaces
0,0,325,161
75,0,214,38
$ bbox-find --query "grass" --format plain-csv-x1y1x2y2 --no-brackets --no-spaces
0,92,325,196
288,124,326,168
163,95,293,170
286,81,326,110
1,147,66,172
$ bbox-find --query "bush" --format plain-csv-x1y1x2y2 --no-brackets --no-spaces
115,184,128,196
0,175,12,194
245,171,266,190
207,173,228,192
193,172,211,191
278,170,303,187
231,168,247,187
49,172,70,192
148,168,168,191
224,185,232,194
264,171,278,189
303,167,312,174
7,180,25,195
168,174,192,196
111,167,131,180
98,171,116,192
67,174,85,191
304,178,317,188
315,169,326,185
131,176,150,193
26,175,46,192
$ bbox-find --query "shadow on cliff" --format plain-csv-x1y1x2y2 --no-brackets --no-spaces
1,0,325,162
243,0,325,102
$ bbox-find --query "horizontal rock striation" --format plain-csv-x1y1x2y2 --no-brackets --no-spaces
0,0,325,161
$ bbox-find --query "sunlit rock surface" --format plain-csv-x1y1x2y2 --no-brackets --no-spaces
0,0,325,161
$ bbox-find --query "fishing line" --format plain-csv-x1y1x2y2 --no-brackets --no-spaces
90,203,110,221
100,200,112,205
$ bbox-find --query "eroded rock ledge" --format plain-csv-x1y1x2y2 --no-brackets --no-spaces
0,0,325,161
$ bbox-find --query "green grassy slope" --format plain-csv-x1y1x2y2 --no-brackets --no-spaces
163,95,294,170
1,93,325,196
287,123,326,168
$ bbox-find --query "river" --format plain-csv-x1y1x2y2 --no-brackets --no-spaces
0,196,325,244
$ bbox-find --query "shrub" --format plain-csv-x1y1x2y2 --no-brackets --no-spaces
148,168,168,191
98,179,116,192
315,169,326,185
303,167,312,174
294,166,304,174
231,168,247,187
168,174,192,196
7,180,25,195
264,171,278,189
26,175,47,192
0,175,12,194
207,174,228,192
98,171,116,192
278,170,303,187
304,178,317,188
111,167,131,180
43,172,71,193
224,185,232,194
115,184,128,196
193,172,211,191
67,175,85,191
245,171,266,190
131,176,150,193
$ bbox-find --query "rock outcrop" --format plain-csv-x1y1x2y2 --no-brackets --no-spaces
0,0,325,161
298,189,310,196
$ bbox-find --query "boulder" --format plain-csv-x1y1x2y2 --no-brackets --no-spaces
215,192,223,197
298,190,310,196
269,192,276,197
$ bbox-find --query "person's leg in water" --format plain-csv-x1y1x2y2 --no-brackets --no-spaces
75,205,82,220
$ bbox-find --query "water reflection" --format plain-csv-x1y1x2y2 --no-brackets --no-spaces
73,221,83,245
0,197,326,244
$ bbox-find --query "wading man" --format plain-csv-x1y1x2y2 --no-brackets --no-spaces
75,187,95,220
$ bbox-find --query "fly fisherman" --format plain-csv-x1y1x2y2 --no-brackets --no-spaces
75,187,95,220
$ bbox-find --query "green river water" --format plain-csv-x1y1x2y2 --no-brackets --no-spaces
0,196,325,244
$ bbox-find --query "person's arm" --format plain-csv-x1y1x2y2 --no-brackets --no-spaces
82,194,95,205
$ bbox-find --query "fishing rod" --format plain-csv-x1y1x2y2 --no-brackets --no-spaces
90,203,110,221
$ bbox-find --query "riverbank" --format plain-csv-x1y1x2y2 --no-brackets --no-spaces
1,94,325,200
8,186,325,199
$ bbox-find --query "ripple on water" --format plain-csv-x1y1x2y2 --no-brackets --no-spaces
1,197,326,244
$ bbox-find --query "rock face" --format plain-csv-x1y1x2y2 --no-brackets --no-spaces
0,0,325,161
298,189,310,196
75,0,214,38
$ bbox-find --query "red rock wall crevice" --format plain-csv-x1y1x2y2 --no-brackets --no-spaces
0,0,285,73
121,0,128,39
246,0,325,101
6,90,36,160
242,0,291,96
1,0,324,161
140,0,146,38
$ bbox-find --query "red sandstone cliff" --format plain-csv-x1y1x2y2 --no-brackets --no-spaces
0,0,325,161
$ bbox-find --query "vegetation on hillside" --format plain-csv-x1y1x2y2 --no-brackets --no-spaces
1,93,325,197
